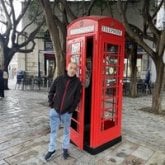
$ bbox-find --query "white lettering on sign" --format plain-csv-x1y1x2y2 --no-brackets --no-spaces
70,25,94,35
102,26,122,36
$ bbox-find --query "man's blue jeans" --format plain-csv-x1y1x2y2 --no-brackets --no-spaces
48,108,72,152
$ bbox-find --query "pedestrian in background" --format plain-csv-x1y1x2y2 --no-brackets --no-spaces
45,62,82,161
0,66,5,99
145,69,151,94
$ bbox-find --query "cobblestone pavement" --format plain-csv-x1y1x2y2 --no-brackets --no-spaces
0,81,165,165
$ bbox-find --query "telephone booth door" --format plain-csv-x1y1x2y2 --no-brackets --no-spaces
89,34,124,152
66,37,86,149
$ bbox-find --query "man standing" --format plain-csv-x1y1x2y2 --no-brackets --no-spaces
45,62,82,161
0,66,5,99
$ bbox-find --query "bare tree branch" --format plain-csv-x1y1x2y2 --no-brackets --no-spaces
9,0,17,46
17,41,36,53
83,0,96,16
129,24,155,42
0,20,7,25
15,0,32,26
9,0,16,23
152,0,164,19
59,0,77,21
106,1,114,17
158,30,165,57
0,34,5,43
18,10,43,40
0,0,44,70
142,0,160,41
1,0,12,43
117,0,156,61
1,0,11,25
18,20,44,48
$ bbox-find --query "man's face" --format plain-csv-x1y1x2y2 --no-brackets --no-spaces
67,63,77,77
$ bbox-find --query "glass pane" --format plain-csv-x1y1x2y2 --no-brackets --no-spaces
71,109,78,131
101,43,120,131
105,44,118,53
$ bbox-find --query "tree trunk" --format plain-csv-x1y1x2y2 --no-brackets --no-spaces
130,42,138,97
152,58,165,113
0,41,5,69
4,79,9,90
4,66,9,90
55,54,65,77
39,0,65,78
48,26,65,77
0,41,9,89
4,48,14,90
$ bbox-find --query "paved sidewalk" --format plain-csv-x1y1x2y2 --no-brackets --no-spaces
0,81,165,165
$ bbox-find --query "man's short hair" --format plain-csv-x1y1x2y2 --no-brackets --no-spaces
67,62,78,68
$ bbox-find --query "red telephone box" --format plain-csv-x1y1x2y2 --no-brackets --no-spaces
66,16,125,154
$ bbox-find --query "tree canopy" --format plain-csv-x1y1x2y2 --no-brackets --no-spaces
0,0,44,69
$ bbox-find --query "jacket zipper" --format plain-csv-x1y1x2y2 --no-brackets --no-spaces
60,79,70,113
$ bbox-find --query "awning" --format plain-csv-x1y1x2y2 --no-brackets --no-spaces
44,53,55,60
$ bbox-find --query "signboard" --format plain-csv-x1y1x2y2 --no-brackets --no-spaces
70,25,94,35
102,26,122,36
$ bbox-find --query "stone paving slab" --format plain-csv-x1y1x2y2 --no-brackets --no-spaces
0,136,48,160
0,160,9,165
103,141,139,164
131,146,154,161
5,145,48,165
123,95,165,151
122,155,146,165
0,87,165,164
145,151,165,165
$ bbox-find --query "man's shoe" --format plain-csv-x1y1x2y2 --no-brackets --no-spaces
45,150,56,161
63,149,69,159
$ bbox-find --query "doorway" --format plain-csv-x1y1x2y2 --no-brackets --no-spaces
84,36,93,146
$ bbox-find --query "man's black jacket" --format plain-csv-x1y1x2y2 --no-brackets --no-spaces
48,73,82,114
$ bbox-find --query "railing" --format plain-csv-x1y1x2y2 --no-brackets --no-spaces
123,78,152,96
15,76,53,91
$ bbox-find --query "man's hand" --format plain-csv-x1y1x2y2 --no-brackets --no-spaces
49,102,54,108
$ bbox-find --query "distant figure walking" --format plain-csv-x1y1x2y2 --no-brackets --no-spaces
0,67,5,98
145,70,151,94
